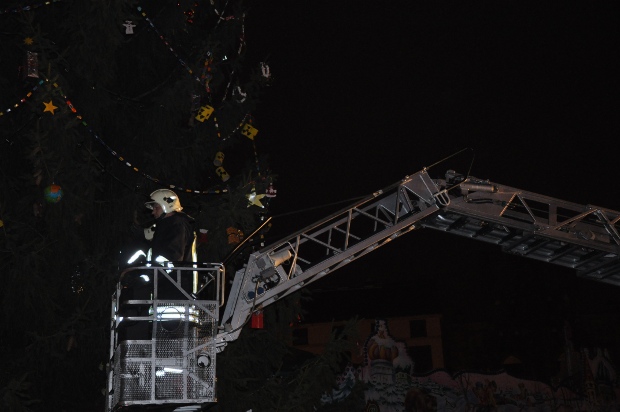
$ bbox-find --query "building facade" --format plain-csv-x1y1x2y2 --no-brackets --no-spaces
290,314,444,373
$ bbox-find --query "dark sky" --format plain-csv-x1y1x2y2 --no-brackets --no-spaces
240,0,620,332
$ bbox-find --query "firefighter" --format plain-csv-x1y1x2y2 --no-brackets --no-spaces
117,190,197,342
144,189,196,263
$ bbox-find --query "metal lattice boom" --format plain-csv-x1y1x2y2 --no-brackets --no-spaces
217,169,620,348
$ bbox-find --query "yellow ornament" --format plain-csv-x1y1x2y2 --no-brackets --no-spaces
215,166,230,182
195,105,214,122
0,219,3,228
43,100,58,115
24,37,34,46
213,151,225,166
241,123,258,140
247,189,266,208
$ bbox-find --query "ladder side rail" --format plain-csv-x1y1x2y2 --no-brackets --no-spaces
258,219,428,306
444,202,620,253
261,207,438,305
106,290,119,411
281,171,440,260
445,180,620,254
115,267,219,321
593,209,620,245
253,170,439,257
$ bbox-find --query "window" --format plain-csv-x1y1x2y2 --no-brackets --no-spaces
409,319,427,338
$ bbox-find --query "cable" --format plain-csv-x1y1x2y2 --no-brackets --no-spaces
424,147,474,171
271,196,366,219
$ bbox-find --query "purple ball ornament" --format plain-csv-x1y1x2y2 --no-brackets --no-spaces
44,184,63,203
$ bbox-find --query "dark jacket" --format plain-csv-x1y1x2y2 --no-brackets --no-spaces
151,212,195,262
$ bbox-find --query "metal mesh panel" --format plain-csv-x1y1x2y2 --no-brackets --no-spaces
108,298,217,410
155,334,184,358
155,363,184,399
119,341,152,358
187,358,216,399
112,343,154,405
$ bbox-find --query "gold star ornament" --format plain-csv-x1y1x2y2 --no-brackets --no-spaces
43,100,58,115
246,189,266,208
24,37,34,45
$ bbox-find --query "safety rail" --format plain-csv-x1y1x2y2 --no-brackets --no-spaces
106,264,224,411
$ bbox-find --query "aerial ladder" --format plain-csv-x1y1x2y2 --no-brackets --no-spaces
105,166,620,411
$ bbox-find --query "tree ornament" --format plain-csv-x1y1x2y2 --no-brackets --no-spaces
234,86,247,103
123,20,136,34
24,51,39,79
0,219,3,228
43,100,58,114
201,56,214,93
226,227,244,245
265,183,277,198
259,62,272,86
195,105,214,122
203,73,213,93
44,184,63,203
24,37,34,46
246,188,265,208
213,151,225,166
260,62,271,80
241,123,258,140
215,166,230,182
184,5,198,24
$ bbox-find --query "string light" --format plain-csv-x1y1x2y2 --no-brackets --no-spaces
0,0,62,15
36,75,229,194
136,6,203,85
1,75,257,182
0,80,45,117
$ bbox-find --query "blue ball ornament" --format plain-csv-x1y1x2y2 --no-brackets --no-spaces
44,184,63,203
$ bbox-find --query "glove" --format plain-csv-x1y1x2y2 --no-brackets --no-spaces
144,225,155,241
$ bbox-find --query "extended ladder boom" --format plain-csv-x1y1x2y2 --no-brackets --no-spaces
216,168,620,349
424,171,620,281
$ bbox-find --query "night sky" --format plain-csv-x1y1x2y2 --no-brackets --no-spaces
240,0,620,362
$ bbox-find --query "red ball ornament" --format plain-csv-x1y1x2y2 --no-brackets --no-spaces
44,184,63,203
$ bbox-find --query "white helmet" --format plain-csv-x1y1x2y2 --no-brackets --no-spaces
145,189,183,213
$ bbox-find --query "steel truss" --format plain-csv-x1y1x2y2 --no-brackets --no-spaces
217,169,620,348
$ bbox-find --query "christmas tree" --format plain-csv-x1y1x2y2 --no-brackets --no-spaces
0,1,357,410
